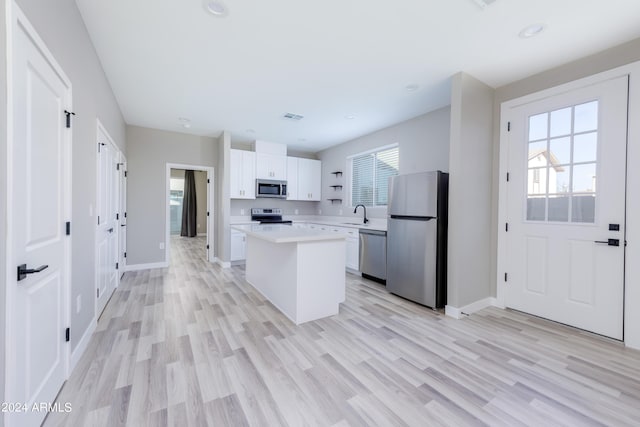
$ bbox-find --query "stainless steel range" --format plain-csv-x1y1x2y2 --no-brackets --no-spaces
251,208,292,224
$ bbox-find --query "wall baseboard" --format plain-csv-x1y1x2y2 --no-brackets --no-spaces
124,261,169,272
215,258,231,268
70,319,96,371
445,297,498,320
197,232,206,237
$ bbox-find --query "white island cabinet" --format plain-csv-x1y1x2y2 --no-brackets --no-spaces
231,224,347,324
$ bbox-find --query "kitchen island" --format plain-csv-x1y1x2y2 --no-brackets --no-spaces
231,224,347,324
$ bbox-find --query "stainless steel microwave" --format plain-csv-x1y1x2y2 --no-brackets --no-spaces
256,179,287,199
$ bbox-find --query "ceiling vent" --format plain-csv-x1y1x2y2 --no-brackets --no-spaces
471,0,496,9
283,112,304,121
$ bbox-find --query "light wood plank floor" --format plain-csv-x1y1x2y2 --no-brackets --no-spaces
44,236,640,426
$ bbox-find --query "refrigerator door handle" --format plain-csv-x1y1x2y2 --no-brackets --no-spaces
389,215,436,221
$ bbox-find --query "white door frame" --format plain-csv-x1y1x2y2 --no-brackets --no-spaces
497,60,640,349
165,163,215,264
119,153,127,273
4,1,73,417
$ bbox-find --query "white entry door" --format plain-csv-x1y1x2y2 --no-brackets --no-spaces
9,12,71,427
96,125,120,317
505,76,628,339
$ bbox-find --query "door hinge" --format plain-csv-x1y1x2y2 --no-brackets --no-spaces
207,212,210,217
66,221,71,235
207,179,210,183
505,223,509,232
504,272,508,282
65,327,70,342
124,171,128,178
97,288,99,298
64,110,75,128
116,262,119,270
124,252,127,258
116,213,119,220
98,142,105,152
97,216,100,225
116,163,120,170
124,212,127,218
506,172,510,182
206,244,210,249
507,121,511,132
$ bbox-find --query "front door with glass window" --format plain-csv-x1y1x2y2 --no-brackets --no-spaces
505,76,628,339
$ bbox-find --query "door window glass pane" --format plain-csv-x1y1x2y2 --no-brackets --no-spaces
549,137,571,164
572,163,596,193
528,167,546,195
552,167,570,193
548,195,569,222
572,195,596,223
527,196,546,221
573,132,598,163
550,107,572,137
528,140,547,164
574,101,598,133
529,113,548,141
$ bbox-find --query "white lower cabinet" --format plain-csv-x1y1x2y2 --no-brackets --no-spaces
230,230,247,261
314,224,360,271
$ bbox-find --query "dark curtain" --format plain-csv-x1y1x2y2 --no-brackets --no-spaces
181,170,198,237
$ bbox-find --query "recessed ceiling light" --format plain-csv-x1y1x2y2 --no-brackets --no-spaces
203,1,228,17
344,115,356,120
405,84,420,92
519,23,545,39
182,123,192,129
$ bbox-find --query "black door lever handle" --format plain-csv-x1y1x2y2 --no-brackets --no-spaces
594,239,620,247
108,228,114,233
17,264,49,281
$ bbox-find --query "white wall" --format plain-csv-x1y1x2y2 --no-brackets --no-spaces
13,0,126,355
446,73,495,309
317,107,451,219
126,125,218,265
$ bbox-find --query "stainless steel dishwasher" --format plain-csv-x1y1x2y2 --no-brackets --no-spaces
359,229,387,284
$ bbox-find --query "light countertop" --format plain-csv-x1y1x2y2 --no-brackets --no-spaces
231,223,349,243
229,216,387,231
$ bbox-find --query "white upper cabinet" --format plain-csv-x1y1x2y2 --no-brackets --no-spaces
286,157,299,200
230,149,256,199
256,153,287,180
297,158,322,201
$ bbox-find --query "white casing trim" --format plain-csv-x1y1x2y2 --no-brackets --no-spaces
215,258,231,269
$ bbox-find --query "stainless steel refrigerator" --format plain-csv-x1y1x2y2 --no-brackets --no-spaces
386,171,448,308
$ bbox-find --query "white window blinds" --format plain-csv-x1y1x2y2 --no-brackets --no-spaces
350,146,399,207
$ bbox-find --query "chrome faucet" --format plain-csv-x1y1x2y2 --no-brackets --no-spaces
353,204,369,224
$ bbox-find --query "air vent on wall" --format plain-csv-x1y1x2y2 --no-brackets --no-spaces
283,112,304,121
471,0,496,9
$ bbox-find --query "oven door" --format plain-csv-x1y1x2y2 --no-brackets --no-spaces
256,180,286,198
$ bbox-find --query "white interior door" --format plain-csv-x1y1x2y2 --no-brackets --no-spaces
119,156,127,274
9,13,71,427
96,125,119,317
505,76,628,339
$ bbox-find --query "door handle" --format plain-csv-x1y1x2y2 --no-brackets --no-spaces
17,264,49,281
120,224,126,227
108,228,114,233
594,239,620,247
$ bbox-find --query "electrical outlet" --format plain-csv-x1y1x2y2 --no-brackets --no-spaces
159,242,165,249
240,209,245,216
76,295,81,314
295,209,299,215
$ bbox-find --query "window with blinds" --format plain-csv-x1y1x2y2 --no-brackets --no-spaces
350,145,399,207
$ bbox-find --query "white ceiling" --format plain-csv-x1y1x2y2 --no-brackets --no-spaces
76,0,640,152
